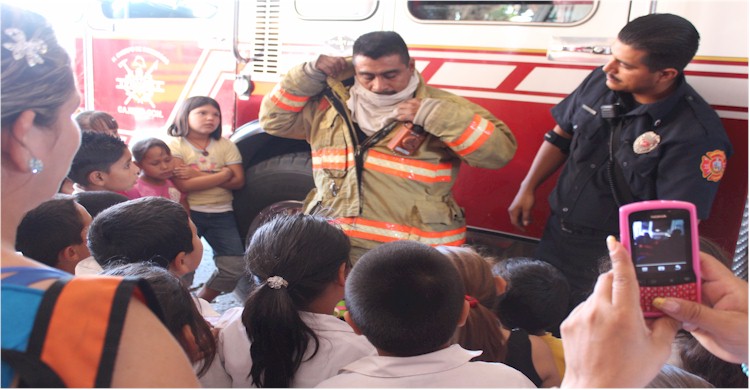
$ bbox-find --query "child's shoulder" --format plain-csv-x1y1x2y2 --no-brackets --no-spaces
166,136,186,148
213,136,237,149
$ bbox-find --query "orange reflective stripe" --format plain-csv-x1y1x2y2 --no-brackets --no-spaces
365,150,453,183
269,87,309,112
445,115,495,156
312,148,354,170
334,217,466,246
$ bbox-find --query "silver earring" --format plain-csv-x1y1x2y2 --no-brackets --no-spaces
28,157,44,174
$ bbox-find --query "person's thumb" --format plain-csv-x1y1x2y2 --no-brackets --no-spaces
652,297,714,332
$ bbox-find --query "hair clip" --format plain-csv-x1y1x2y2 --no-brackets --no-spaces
3,28,47,67
267,276,289,289
464,295,479,308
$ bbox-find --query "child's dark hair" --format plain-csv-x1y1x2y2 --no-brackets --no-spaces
73,190,129,218
346,240,464,357
131,137,171,163
493,257,570,334
88,197,193,267
16,194,85,266
68,131,128,186
437,246,507,363
101,263,216,376
167,96,222,140
241,213,351,388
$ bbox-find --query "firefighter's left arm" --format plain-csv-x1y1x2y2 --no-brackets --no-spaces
412,94,516,169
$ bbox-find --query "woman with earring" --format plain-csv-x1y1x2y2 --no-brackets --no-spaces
1,5,198,387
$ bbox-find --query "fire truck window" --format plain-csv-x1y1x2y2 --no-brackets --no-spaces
295,0,378,20
101,0,218,19
407,1,595,24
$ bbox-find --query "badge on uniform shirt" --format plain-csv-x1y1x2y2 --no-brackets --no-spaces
700,150,727,182
633,131,661,154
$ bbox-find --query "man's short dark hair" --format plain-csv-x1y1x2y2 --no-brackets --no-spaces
353,31,410,66
345,240,464,356
493,257,570,334
618,13,699,72
87,197,193,268
73,191,129,218
68,131,128,186
16,194,84,266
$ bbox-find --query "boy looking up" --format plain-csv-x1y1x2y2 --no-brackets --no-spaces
68,131,139,193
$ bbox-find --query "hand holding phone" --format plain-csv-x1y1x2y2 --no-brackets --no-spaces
619,200,701,317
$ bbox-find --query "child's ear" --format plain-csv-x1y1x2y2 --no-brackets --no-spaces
58,245,81,263
169,251,189,276
344,311,363,335
457,299,470,328
87,170,107,186
494,275,507,295
133,161,143,170
336,262,347,287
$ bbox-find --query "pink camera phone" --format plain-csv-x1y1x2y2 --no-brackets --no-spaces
619,200,701,317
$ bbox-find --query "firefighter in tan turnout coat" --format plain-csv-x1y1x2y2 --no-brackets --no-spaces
260,31,516,260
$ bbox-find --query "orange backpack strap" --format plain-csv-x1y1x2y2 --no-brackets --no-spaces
24,276,163,387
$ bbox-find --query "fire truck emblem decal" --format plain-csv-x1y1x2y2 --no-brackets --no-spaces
112,47,169,120
115,55,165,108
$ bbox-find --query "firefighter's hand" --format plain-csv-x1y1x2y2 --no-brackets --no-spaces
560,237,681,388
508,188,534,231
315,55,347,78
394,98,421,123
652,252,748,364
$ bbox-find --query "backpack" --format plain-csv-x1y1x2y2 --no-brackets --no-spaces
1,276,162,388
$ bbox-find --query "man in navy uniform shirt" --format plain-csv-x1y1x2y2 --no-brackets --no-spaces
508,13,732,310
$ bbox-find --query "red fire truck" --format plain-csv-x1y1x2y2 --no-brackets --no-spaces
23,0,749,263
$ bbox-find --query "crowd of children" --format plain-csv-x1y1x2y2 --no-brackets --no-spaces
2,4,748,389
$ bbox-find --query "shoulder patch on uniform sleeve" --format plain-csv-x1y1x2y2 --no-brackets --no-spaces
700,150,727,182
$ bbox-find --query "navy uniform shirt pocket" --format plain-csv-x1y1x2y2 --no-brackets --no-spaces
617,139,660,201
569,110,608,163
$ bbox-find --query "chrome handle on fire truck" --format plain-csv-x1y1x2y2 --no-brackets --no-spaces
232,0,250,64
547,36,613,64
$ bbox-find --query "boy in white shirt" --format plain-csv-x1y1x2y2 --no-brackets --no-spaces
316,240,535,388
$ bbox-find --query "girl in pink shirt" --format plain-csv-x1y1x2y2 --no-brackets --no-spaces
124,138,189,211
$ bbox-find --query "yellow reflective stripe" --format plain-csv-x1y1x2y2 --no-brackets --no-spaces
365,150,452,183
334,217,466,246
269,86,309,112
446,115,495,156
311,148,355,170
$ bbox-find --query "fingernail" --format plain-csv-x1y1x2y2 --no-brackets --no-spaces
606,235,617,252
653,297,679,313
